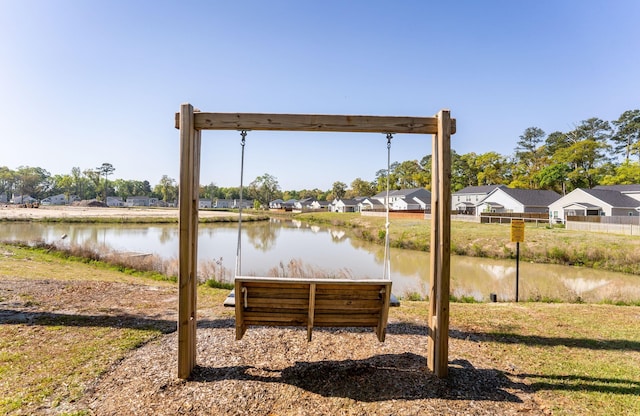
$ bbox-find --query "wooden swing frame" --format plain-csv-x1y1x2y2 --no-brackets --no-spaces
175,104,454,379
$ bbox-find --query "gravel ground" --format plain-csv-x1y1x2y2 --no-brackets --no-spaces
1,275,547,415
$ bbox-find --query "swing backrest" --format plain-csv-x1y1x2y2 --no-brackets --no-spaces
235,277,391,342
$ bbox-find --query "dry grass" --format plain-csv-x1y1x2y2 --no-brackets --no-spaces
300,213,640,275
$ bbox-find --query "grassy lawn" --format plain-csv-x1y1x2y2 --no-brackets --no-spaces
299,212,640,275
397,301,640,415
1,243,639,415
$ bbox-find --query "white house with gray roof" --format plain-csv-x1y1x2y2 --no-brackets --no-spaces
593,184,640,203
358,197,385,212
371,188,431,211
331,198,360,212
548,188,640,223
452,185,505,215
476,187,561,216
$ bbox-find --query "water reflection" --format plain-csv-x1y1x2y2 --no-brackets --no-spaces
1,220,639,303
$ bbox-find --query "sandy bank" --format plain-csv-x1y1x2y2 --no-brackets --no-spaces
0,205,238,220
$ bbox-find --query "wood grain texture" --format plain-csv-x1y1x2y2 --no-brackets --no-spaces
234,277,391,342
175,112,456,135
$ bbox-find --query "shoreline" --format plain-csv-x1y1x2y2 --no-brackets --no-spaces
0,205,243,221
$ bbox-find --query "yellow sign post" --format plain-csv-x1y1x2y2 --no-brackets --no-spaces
510,219,525,302
511,219,525,243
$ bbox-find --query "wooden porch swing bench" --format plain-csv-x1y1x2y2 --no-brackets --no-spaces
177,106,454,379
235,277,392,342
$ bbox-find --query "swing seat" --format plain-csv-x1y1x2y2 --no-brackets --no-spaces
235,277,391,342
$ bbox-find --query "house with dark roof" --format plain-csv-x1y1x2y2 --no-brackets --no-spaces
309,200,331,210
371,188,431,211
548,188,640,223
294,198,314,210
476,187,561,216
358,197,385,212
451,185,505,215
269,199,284,209
331,198,360,213
593,184,640,203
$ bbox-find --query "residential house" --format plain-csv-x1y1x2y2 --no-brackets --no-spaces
283,199,297,210
211,198,252,209
106,196,125,207
11,194,37,204
235,199,254,209
126,196,159,207
332,198,359,213
269,199,284,209
476,187,561,216
358,197,385,212
199,199,212,209
371,188,432,211
594,184,640,203
41,194,67,205
549,188,640,223
214,199,232,209
309,200,330,210
451,185,505,215
294,198,314,210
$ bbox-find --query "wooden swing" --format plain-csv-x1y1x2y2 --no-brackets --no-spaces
176,106,454,380
232,131,394,342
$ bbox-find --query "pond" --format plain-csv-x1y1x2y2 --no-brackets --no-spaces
2,219,639,303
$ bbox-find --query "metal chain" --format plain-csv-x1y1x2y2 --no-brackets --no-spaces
235,130,247,277
383,133,393,280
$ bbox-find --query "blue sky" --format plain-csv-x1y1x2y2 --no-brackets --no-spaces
1,0,639,191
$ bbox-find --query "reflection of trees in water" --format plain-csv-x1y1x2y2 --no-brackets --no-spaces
158,226,177,244
245,222,278,252
352,236,430,281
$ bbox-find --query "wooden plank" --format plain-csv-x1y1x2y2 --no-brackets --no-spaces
189,127,201,369
235,277,391,285
307,283,316,341
178,103,195,379
244,314,308,325
243,288,310,298
316,284,388,292
428,110,452,378
314,315,380,326
316,292,384,301
174,112,457,135
242,281,311,290
377,285,391,342
235,280,246,340
314,299,383,310
235,278,392,344
245,298,309,308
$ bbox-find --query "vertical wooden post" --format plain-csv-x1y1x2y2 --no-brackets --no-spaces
178,103,200,379
428,110,452,378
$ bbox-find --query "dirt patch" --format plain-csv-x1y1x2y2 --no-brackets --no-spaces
0,205,237,220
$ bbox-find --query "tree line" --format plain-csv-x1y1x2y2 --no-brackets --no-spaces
2,109,638,207
0,163,178,204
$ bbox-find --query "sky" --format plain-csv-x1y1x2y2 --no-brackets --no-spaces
1,0,639,191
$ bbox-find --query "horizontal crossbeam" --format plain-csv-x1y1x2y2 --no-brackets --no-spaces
175,111,456,135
